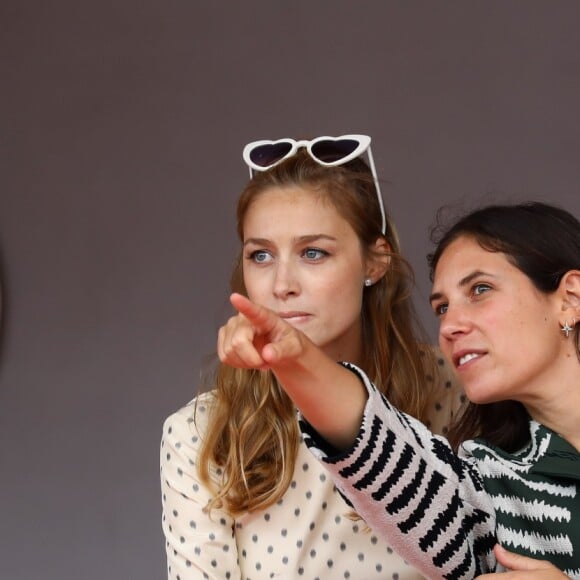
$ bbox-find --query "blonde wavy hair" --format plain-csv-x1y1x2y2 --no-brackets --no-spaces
197,149,438,516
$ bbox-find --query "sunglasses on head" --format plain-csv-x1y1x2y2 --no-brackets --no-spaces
242,134,386,234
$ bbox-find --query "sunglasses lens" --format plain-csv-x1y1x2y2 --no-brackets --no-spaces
249,142,294,168
310,139,360,163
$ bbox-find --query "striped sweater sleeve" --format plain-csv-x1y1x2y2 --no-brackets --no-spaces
299,362,498,579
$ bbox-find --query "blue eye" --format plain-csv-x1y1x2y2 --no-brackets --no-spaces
303,248,328,260
249,250,272,263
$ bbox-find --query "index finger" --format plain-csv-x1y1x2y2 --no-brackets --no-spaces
230,293,279,334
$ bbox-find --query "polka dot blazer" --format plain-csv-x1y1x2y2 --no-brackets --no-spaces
160,354,463,579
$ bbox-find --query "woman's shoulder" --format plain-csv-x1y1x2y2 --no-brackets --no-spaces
162,389,217,440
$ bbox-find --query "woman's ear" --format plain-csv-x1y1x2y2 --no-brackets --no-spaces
365,237,391,284
558,269,580,320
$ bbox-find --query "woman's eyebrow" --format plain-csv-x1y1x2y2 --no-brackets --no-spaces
243,237,271,247
429,270,494,303
244,234,337,247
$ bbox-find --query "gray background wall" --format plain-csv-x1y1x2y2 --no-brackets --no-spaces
1,2,579,579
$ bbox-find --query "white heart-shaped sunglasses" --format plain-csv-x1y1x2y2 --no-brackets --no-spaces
242,135,386,234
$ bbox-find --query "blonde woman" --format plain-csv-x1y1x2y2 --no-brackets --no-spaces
161,136,463,579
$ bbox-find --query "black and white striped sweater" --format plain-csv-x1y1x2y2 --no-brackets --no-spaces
300,363,580,579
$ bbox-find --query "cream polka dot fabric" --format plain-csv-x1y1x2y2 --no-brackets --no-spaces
160,355,464,579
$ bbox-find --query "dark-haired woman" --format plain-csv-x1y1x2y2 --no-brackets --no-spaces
220,201,579,578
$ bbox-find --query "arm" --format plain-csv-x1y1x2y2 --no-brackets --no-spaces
301,363,497,579
160,403,241,580
219,294,497,578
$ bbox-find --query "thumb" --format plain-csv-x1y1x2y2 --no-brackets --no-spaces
494,544,551,571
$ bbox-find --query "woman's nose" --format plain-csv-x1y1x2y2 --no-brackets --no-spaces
272,262,300,299
439,303,471,341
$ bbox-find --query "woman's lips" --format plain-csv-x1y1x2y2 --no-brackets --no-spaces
278,311,312,322
453,349,487,369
